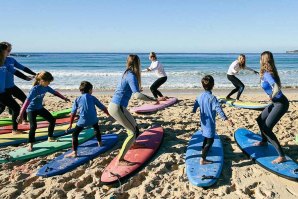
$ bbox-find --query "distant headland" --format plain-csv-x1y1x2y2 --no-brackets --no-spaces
286,50,298,54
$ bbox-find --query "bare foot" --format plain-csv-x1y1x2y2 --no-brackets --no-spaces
200,158,213,165
98,141,103,147
65,151,77,158
12,130,24,135
272,156,286,164
153,101,160,105
28,143,33,152
253,141,268,146
235,99,242,102
117,159,137,166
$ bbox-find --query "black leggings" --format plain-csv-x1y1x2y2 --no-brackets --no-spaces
256,95,289,157
0,92,20,130
201,137,214,160
150,76,167,98
0,86,27,120
72,123,101,151
227,74,245,100
28,108,56,143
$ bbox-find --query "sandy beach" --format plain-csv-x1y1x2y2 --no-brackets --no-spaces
0,88,297,199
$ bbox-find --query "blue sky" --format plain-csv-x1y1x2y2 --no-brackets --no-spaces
1,0,298,53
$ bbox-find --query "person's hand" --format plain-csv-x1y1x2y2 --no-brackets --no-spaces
254,71,259,75
140,87,144,92
26,76,34,81
65,98,71,102
226,119,234,126
16,115,23,124
67,124,72,131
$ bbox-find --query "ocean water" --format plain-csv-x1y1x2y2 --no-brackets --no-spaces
13,53,298,90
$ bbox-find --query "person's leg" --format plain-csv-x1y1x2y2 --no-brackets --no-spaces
108,103,138,165
226,75,240,98
262,98,289,163
200,137,215,165
150,76,167,98
92,122,102,146
37,108,56,139
236,81,245,100
10,86,28,121
65,125,84,158
255,105,273,144
27,111,38,151
0,93,21,132
0,103,5,115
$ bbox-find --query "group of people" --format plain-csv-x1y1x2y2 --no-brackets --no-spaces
0,41,289,166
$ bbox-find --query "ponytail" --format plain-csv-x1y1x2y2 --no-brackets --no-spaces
33,71,54,86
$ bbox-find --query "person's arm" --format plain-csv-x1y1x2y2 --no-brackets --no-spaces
94,97,109,116
212,97,228,121
265,73,280,99
13,59,36,75
14,70,32,81
244,66,259,74
48,87,70,102
128,73,157,101
192,100,199,113
67,100,78,130
147,61,158,72
17,89,36,123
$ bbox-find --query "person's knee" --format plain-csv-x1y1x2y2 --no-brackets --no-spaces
150,85,156,92
239,84,245,92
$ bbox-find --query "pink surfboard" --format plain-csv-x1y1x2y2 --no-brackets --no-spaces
131,97,177,113
101,126,164,183
0,117,73,134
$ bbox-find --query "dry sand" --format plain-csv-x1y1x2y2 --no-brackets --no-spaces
0,88,297,199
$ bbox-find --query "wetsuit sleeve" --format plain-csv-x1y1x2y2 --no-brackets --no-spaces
23,67,36,76
264,73,280,98
14,70,30,81
19,88,36,117
193,100,199,113
244,66,258,73
94,96,109,115
212,97,228,120
47,87,68,100
128,73,140,93
71,99,78,114
13,59,25,70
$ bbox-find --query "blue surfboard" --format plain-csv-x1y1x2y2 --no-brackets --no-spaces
37,134,118,177
185,131,224,187
235,128,298,181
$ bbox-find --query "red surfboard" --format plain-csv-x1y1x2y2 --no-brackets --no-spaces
101,126,164,183
0,117,73,134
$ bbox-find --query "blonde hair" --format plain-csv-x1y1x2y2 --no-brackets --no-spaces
260,51,281,87
238,54,246,69
150,52,157,60
33,71,54,86
125,54,141,88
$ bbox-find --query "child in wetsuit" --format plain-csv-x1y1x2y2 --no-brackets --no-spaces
17,71,70,151
193,75,233,165
65,81,110,158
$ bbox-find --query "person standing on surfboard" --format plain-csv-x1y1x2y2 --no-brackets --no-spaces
65,81,110,158
109,54,157,166
226,54,259,101
0,43,32,134
254,51,289,164
193,75,233,165
0,42,36,124
17,71,70,152
143,52,168,101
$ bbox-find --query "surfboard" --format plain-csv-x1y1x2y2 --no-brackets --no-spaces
0,128,94,163
36,134,118,177
0,108,72,126
0,122,74,147
101,126,164,183
185,130,224,187
131,97,177,113
235,128,298,181
218,97,270,110
0,117,73,135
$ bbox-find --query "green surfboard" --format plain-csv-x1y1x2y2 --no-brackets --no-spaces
0,108,72,126
0,128,94,163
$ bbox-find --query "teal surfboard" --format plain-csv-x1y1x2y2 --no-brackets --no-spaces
0,128,94,163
